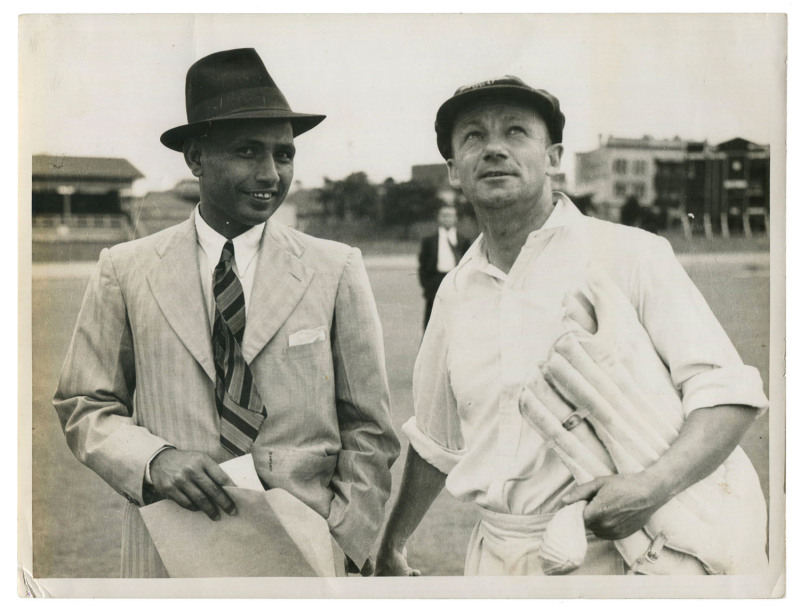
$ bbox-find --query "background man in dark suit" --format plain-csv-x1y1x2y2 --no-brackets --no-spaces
418,204,471,328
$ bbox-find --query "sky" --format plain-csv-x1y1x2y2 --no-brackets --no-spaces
19,13,786,196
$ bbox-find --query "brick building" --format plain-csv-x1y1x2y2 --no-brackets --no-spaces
654,138,769,237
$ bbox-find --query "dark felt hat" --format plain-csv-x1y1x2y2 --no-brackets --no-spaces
160,48,326,151
434,75,565,159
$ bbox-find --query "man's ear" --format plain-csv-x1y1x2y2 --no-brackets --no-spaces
545,143,564,176
446,159,461,190
183,139,204,177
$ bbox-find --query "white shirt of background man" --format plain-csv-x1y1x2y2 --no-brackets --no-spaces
436,226,458,273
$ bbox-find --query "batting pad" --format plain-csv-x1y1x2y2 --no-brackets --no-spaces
520,268,767,575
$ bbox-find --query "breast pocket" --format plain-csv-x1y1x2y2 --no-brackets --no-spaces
285,325,329,359
284,339,327,360
253,331,336,427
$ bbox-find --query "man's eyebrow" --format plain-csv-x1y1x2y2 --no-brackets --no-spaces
230,137,264,147
455,118,484,131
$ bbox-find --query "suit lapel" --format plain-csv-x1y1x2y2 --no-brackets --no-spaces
146,215,216,381
242,222,314,364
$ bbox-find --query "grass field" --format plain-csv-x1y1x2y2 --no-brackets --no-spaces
29,250,771,578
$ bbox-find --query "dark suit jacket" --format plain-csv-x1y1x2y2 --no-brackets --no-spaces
418,231,471,301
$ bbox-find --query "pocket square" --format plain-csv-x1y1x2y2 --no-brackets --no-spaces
288,326,327,347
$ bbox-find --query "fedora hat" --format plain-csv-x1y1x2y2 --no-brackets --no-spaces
434,75,565,160
160,48,326,151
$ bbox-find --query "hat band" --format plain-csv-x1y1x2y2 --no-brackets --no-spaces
188,86,292,123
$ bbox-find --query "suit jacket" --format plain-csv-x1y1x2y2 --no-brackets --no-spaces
418,231,471,301
53,211,400,577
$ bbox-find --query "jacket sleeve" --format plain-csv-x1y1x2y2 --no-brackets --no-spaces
418,236,437,295
52,249,174,506
326,248,401,569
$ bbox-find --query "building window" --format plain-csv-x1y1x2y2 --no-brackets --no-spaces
613,182,627,198
633,160,647,175
632,183,646,199
613,159,628,175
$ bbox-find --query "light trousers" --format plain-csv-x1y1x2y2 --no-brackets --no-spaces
464,507,626,576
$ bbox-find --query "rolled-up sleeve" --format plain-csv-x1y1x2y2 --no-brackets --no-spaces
406,292,465,474
634,238,769,416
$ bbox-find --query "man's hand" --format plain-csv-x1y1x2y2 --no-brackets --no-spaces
373,446,445,576
149,448,237,521
561,471,669,540
375,544,421,576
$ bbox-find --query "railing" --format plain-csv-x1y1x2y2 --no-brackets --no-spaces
32,214,134,242
33,214,129,229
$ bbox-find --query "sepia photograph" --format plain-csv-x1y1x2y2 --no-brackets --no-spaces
17,11,787,598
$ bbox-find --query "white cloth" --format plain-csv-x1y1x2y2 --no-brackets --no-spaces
464,506,625,576
194,205,266,330
403,192,768,519
435,227,458,273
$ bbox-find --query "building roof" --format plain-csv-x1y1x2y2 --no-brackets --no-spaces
32,155,144,181
715,138,769,153
604,135,686,151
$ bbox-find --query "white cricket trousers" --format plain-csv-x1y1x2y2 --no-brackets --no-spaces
464,506,626,576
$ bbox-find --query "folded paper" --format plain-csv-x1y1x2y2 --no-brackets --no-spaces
139,456,337,577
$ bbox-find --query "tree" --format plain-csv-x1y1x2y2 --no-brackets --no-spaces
318,172,380,221
381,180,443,231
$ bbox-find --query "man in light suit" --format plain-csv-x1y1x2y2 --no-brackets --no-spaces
418,204,471,329
53,48,400,578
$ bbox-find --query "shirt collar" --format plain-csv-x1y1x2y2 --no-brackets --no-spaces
439,226,457,242
461,191,583,279
538,191,580,231
194,204,266,275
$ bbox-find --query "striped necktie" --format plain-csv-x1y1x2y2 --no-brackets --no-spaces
212,240,267,456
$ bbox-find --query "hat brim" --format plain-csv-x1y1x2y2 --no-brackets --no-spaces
160,111,326,152
435,85,562,159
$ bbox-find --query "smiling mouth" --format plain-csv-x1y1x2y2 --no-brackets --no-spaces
250,191,274,200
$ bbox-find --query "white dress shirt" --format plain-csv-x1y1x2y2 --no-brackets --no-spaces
436,227,458,273
194,206,266,330
403,192,768,516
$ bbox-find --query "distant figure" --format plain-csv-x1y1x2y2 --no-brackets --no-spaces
418,204,471,328
641,205,664,234
620,195,642,227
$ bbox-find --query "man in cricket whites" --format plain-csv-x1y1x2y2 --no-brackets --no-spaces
375,76,768,576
